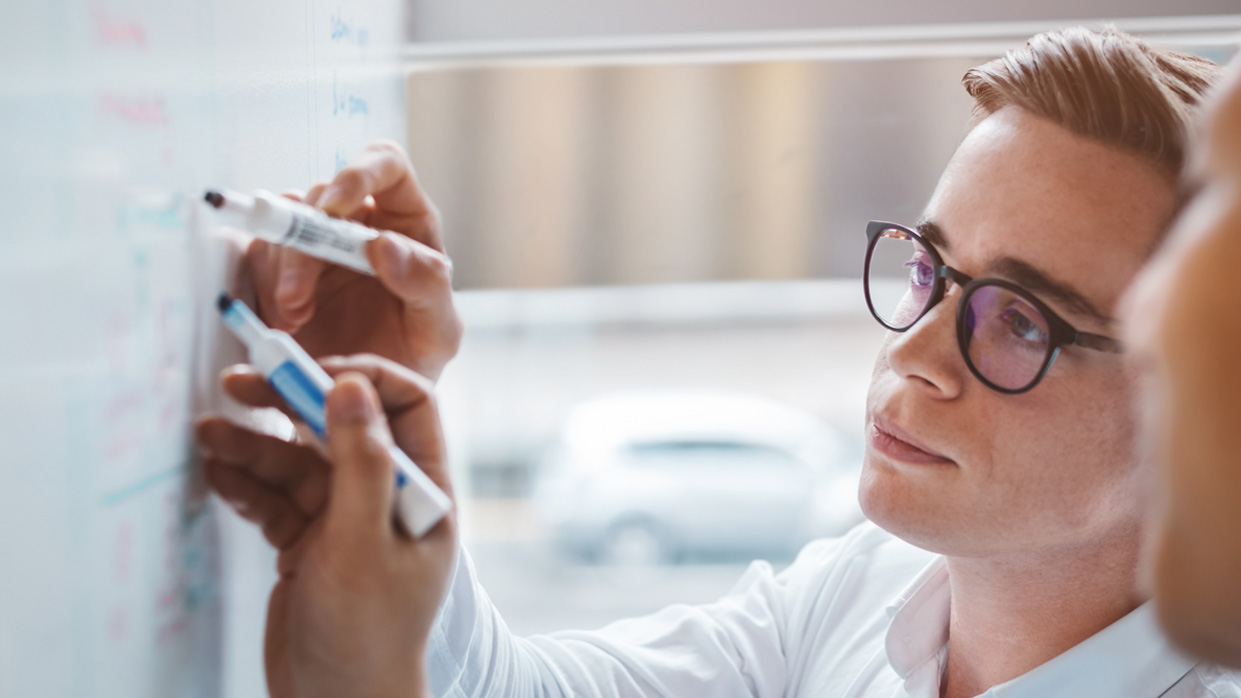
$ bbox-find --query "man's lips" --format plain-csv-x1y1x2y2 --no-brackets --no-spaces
869,415,955,465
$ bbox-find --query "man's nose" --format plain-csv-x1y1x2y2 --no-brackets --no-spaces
883,285,966,399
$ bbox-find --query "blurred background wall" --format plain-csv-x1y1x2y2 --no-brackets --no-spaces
408,58,973,290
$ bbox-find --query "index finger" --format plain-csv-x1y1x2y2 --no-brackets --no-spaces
321,140,444,252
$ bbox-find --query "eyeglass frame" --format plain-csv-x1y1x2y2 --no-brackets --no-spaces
863,220,1124,394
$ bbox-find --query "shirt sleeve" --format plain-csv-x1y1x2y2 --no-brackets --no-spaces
426,537,851,698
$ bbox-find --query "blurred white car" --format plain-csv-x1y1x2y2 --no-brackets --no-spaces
532,390,865,565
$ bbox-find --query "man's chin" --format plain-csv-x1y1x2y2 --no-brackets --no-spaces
859,458,970,555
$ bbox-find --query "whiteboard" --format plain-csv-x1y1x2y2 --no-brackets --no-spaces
0,1,408,696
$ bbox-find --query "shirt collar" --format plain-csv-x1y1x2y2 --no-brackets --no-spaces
884,556,951,681
986,602,1197,698
883,556,1198,698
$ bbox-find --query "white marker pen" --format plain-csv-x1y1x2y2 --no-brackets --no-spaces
216,293,452,537
204,188,378,275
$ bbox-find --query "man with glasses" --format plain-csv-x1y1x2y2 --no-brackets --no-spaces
197,26,1241,698
863,220,1124,394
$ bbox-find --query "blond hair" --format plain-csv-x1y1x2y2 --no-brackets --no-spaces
963,26,1222,181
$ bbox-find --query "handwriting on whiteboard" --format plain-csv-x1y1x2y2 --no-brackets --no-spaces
332,73,369,117
91,2,147,48
329,8,370,48
98,93,169,127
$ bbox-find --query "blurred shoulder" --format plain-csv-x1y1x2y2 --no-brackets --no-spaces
750,520,939,615
721,521,937,612
1170,662,1241,697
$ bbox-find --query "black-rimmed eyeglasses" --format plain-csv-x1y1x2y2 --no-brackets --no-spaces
863,221,1123,394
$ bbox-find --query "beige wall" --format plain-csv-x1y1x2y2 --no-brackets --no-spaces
406,55,982,289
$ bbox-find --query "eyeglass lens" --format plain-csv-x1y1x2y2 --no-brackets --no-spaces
866,227,1053,391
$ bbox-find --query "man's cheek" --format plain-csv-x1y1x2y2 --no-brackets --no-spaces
866,336,907,406
869,335,897,381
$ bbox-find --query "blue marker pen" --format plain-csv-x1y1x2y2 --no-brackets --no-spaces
216,293,452,537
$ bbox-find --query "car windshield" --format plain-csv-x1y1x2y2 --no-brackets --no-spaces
625,440,800,468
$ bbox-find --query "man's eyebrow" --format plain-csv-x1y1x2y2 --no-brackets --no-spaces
914,218,949,252
990,256,1115,325
914,217,1112,324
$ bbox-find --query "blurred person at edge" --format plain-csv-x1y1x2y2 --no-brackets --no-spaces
1125,58,1241,668
195,27,1241,698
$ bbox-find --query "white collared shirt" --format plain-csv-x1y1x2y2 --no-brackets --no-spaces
428,522,1241,698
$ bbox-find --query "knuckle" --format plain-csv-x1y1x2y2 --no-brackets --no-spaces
409,372,436,400
305,182,328,200
388,360,435,402
254,500,282,529
333,422,389,465
422,202,443,231
388,359,434,398
423,251,453,284
354,432,394,471
446,312,465,351
262,511,298,546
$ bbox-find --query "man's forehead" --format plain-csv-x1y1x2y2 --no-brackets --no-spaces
921,108,1177,324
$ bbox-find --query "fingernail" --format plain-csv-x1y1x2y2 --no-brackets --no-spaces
219,364,250,381
378,233,410,278
318,355,346,368
318,186,345,215
329,377,377,424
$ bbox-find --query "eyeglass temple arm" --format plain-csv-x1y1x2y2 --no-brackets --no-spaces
1071,332,1124,354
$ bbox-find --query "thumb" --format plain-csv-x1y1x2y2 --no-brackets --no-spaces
324,373,395,544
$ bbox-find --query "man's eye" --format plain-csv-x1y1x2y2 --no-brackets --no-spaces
904,259,933,287
1001,307,1048,343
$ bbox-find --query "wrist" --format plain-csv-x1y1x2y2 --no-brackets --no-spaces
411,660,430,698
365,677,430,698
357,656,430,698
